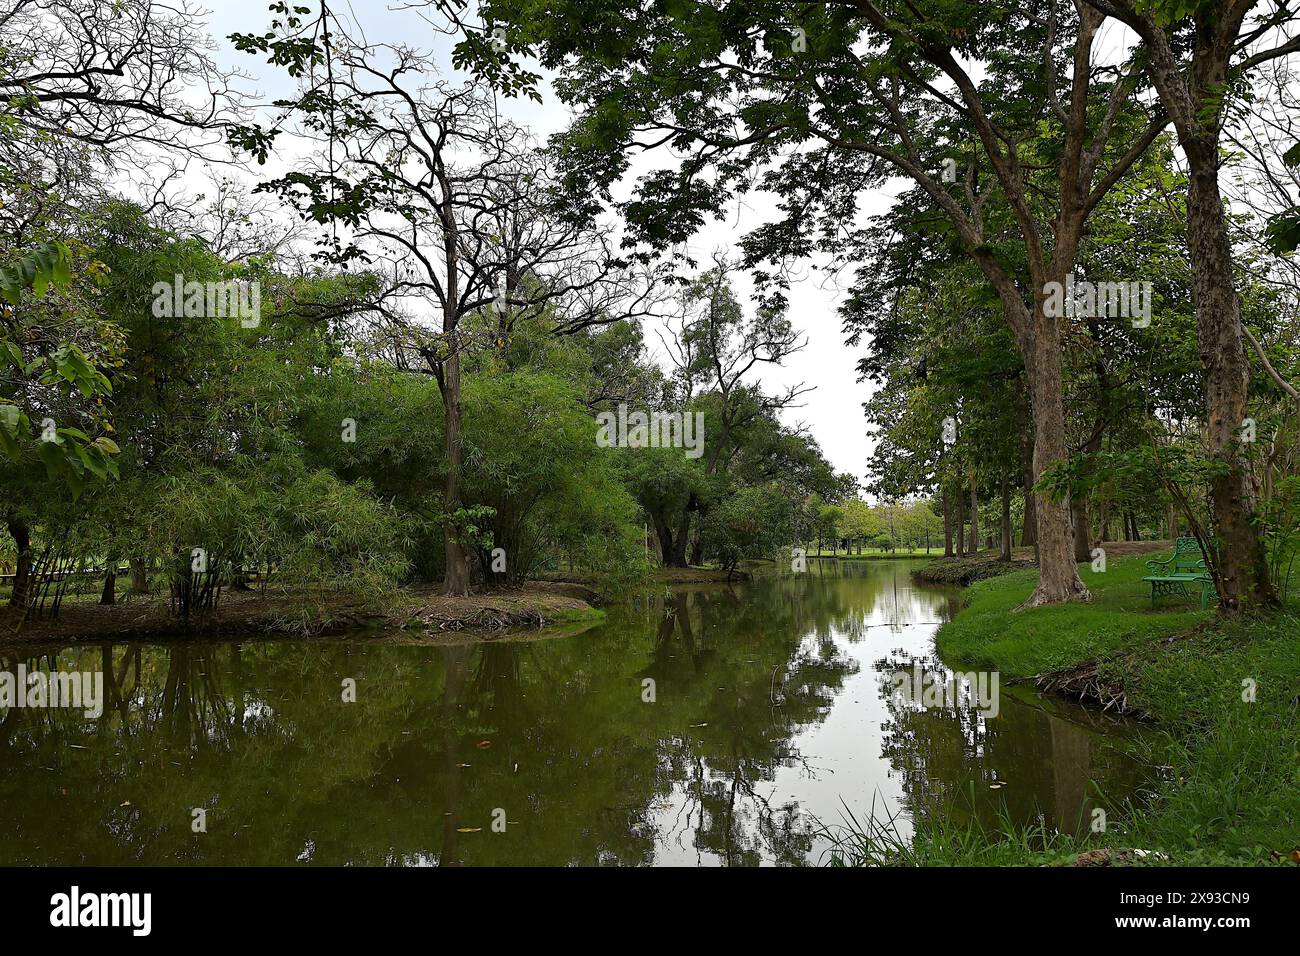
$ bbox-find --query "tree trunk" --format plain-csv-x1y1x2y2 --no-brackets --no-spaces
1072,496,1092,563
130,557,150,593
441,347,471,597
688,523,704,566
954,488,966,559
1183,137,1277,611
6,518,31,609
968,474,980,554
999,474,1013,562
1023,317,1090,606
1020,430,1038,547
100,567,116,606
942,487,954,558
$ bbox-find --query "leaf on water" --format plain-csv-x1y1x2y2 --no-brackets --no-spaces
476,740,492,749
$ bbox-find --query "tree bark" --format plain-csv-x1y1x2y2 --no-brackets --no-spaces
1000,474,1013,561
100,568,116,606
1022,317,1090,606
440,347,471,596
954,487,966,559
1182,137,1277,610
130,557,150,593
942,486,954,558
1020,429,1038,547
1073,496,1093,563
6,518,31,609
968,473,980,555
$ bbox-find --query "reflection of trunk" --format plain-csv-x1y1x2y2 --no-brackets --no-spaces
438,646,470,866
942,487,954,558
6,518,31,609
999,475,1012,561
1183,137,1277,611
1048,714,1093,836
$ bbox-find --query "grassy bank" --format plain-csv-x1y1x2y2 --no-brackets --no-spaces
909,556,1299,866
0,581,603,646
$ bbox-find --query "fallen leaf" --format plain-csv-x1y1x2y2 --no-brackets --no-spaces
476,740,492,749
456,827,482,833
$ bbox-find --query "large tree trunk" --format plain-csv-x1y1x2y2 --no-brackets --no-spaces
6,518,31,609
441,348,471,597
1000,474,1013,562
1023,318,1090,607
1183,138,1277,611
942,486,954,558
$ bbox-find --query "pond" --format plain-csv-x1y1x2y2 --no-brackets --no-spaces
0,560,1150,865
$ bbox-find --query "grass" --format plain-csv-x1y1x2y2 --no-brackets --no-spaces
821,796,1090,867
936,556,1206,676
817,547,939,560
899,554,1300,867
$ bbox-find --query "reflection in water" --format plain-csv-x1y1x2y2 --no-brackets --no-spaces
0,561,1148,865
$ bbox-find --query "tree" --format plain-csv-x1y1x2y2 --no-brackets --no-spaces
479,0,1177,605
231,4,648,594
1080,0,1296,611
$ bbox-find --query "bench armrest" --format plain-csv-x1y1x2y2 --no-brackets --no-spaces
1145,557,1172,572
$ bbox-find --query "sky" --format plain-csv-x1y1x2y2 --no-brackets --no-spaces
176,1,902,490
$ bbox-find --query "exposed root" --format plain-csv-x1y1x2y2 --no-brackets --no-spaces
1034,661,1132,714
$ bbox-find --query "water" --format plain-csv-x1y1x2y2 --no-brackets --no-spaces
0,560,1148,865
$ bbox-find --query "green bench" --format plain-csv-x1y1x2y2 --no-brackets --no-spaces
1143,537,1217,610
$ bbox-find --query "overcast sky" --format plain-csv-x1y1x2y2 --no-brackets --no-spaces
177,1,913,490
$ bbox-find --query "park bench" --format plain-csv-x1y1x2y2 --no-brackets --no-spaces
1143,536,1217,610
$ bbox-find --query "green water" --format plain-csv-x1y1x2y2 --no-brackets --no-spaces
0,561,1148,865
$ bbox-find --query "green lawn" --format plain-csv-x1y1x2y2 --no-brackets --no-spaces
929,555,1300,866
936,556,1207,676
816,547,939,560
